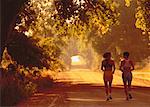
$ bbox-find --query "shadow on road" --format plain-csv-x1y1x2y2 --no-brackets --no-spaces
17,82,150,107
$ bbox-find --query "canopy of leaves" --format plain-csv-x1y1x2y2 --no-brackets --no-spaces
135,0,150,35
124,0,132,7
124,0,150,35
2,0,149,70
15,0,119,37
11,0,120,70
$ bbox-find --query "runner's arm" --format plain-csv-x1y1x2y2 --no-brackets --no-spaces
119,61,124,72
101,61,105,71
112,61,115,74
130,60,134,71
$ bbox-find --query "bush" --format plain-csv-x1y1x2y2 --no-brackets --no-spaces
0,48,56,106
0,65,37,106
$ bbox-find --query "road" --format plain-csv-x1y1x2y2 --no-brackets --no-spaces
17,69,150,107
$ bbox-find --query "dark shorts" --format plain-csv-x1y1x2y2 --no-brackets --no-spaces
122,72,132,82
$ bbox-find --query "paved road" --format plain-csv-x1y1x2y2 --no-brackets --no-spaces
17,69,150,107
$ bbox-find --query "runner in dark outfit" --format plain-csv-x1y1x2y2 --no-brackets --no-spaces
120,52,134,100
101,52,115,101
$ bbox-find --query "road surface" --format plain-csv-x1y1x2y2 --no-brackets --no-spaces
17,69,150,107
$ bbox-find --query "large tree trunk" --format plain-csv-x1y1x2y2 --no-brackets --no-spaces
1,0,27,59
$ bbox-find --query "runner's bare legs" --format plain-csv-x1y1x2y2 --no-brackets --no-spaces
109,81,112,99
128,79,132,99
104,81,109,97
104,81,112,101
123,81,129,100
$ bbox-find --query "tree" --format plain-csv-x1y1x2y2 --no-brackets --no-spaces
10,0,119,69
124,0,150,34
15,0,119,37
3,0,149,70
1,0,28,57
135,0,150,34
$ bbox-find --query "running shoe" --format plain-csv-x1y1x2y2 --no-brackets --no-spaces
106,97,109,101
109,95,112,99
128,94,132,99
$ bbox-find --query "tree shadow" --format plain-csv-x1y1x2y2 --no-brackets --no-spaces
17,82,150,107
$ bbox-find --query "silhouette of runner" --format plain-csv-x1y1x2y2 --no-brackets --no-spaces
120,52,134,100
101,52,115,101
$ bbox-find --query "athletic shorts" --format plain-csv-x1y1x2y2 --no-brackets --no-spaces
103,71,113,82
122,72,132,82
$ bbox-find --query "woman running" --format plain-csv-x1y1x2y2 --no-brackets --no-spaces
101,52,115,101
120,52,134,100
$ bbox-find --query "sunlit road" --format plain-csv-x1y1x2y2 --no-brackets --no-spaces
18,69,150,107
55,69,150,86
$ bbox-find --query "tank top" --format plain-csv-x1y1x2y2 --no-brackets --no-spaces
104,60,113,68
123,59,132,71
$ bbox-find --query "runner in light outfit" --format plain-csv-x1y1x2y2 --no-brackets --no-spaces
120,52,134,100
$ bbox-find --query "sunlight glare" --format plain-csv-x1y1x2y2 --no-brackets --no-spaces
71,56,80,63
71,55,86,65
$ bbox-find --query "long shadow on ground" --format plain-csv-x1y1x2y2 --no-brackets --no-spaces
17,82,150,107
